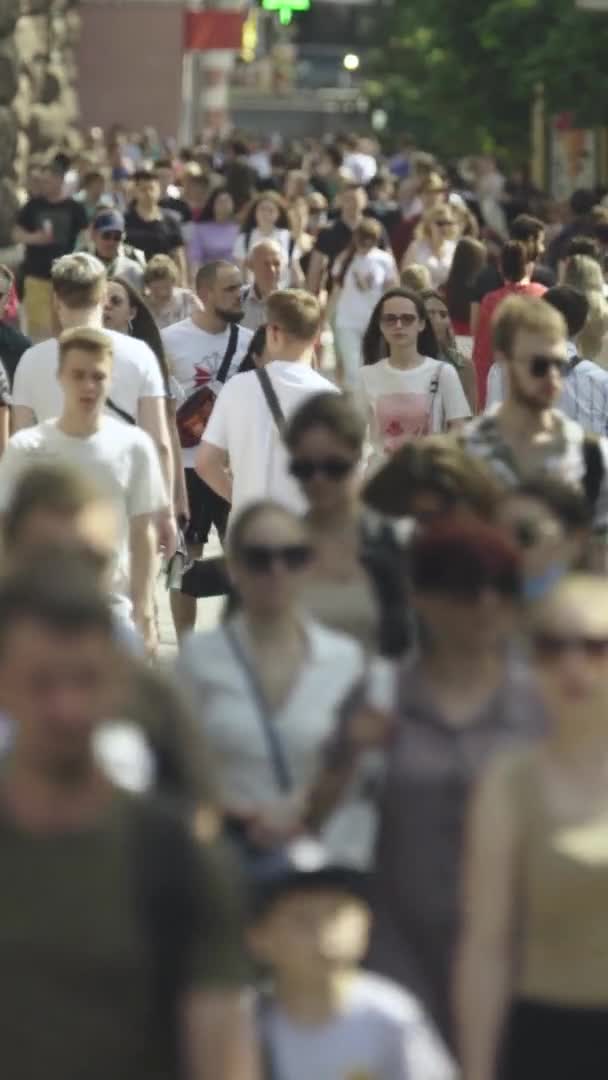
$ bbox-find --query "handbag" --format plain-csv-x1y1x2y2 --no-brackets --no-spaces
176,323,239,448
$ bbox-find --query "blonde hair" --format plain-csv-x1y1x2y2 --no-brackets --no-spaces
58,326,113,368
51,253,106,309
563,254,604,295
577,289,608,360
266,289,321,342
492,295,566,357
400,263,432,291
143,254,179,286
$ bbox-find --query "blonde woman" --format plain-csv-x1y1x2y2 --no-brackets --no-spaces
402,206,459,288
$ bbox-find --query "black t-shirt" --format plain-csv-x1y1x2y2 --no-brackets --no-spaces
159,196,192,224
17,197,88,279
124,207,184,262
0,324,30,387
470,262,555,304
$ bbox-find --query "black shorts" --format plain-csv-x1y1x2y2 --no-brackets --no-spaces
183,468,230,547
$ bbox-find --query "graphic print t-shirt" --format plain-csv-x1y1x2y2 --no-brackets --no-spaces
356,357,470,469
162,318,252,466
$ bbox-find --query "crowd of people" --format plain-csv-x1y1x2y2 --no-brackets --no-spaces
2,124,608,1079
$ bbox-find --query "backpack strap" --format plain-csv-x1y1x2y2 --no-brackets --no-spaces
106,397,136,425
256,367,285,438
583,434,604,510
216,322,239,385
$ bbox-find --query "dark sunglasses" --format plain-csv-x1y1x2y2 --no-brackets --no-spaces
381,313,418,327
289,457,355,482
529,354,568,378
533,633,608,662
101,231,123,241
239,543,312,574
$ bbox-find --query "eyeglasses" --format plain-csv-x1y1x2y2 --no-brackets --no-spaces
239,543,313,574
533,633,608,663
434,219,454,228
289,457,355,482
380,313,418,328
529,355,568,378
100,231,122,241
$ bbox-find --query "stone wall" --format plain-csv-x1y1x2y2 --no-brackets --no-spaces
0,0,81,245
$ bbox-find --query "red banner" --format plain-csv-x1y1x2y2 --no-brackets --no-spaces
183,10,246,50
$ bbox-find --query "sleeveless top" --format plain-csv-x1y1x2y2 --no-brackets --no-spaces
510,750,608,1006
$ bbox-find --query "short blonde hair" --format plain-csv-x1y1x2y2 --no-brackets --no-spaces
401,263,432,291
51,253,106,309
266,289,321,342
492,295,566,358
143,253,179,286
577,289,608,360
58,327,113,368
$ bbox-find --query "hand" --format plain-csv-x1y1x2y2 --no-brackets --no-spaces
348,705,396,748
136,612,159,663
157,511,178,559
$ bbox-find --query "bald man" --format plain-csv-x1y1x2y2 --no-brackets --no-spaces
241,238,283,331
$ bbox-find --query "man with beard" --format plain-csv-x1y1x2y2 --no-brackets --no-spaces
162,261,252,637
462,295,608,569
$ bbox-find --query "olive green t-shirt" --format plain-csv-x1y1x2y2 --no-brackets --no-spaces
0,789,247,1080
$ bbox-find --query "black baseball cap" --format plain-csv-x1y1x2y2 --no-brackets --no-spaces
249,839,369,921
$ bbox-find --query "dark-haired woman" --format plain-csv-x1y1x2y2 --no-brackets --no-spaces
356,288,471,472
444,236,487,345
473,238,546,409
285,392,409,658
422,290,477,413
176,499,365,858
237,324,268,373
233,191,292,283
188,187,239,268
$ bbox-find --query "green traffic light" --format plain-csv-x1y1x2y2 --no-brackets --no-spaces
262,0,310,25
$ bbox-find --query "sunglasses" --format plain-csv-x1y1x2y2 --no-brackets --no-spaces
290,457,355,482
381,313,418,327
533,633,608,662
434,219,454,228
239,543,312,574
101,231,123,241
529,355,568,378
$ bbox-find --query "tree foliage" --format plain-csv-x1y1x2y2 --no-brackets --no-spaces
367,0,608,159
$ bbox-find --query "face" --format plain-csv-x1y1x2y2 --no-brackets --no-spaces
429,211,456,242
425,297,452,344
0,620,116,782
203,264,244,322
251,247,282,294
41,168,63,200
14,501,119,579
415,586,517,652
256,198,280,230
58,348,112,415
355,230,378,253
249,890,370,978
103,281,134,332
0,274,12,320
289,425,359,515
229,510,312,616
86,178,105,205
421,184,446,212
93,228,123,262
497,494,577,584
504,330,567,412
135,178,160,206
147,277,174,305
530,587,608,709
341,188,366,219
213,191,234,221
379,296,424,351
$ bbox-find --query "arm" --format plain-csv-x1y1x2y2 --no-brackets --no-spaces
12,225,49,246
171,245,189,287
306,248,327,296
455,754,521,1080
196,441,232,503
181,988,260,1080
469,301,481,337
166,398,189,522
129,513,158,656
137,395,176,555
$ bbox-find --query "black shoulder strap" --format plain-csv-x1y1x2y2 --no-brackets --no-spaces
133,797,202,1079
223,622,293,792
256,367,285,438
106,397,136,425
583,434,604,509
217,322,239,385
257,993,280,1080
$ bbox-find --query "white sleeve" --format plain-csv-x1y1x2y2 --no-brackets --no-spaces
127,434,169,518
12,349,36,410
137,343,166,398
0,442,29,511
383,1004,457,1080
202,378,234,451
439,363,472,421
233,233,246,261
486,363,504,410
592,437,608,537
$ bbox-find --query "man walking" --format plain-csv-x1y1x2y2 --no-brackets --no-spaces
198,289,338,515
89,208,145,290
241,239,283,332
162,260,252,637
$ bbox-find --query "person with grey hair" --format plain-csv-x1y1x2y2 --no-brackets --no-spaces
241,238,283,331
12,252,177,555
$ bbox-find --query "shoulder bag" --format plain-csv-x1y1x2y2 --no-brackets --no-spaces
176,322,239,449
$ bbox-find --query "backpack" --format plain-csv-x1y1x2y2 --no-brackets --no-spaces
176,323,239,449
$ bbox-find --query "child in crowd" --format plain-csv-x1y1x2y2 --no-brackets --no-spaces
248,841,456,1080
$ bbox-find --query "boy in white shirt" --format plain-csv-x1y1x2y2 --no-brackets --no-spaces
249,841,456,1080
0,328,168,654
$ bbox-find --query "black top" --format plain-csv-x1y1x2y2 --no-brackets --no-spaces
0,323,30,387
124,206,184,261
17,197,88,280
159,196,191,225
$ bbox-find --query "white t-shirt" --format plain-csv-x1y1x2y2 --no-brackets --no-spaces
162,318,252,468
335,247,397,332
203,360,339,514
13,329,165,425
0,417,168,621
406,239,456,288
343,151,378,185
357,357,471,468
262,972,456,1080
